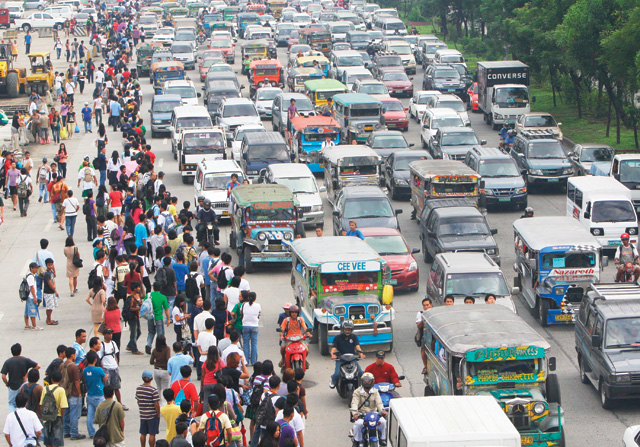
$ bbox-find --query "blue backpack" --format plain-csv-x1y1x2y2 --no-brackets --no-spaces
140,294,154,320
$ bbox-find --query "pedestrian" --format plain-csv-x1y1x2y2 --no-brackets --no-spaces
78,67,87,94
150,335,171,404
42,258,60,325
160,389,181,442
37,158,51,203
1,344,40,412
94,385,126,446
136,370,161,447
104,297,122,352
159,256,178,312
3,391,43,447
82,350,106,439
62,190,80,237
201,346,225,413
167,341,195,386
145,282,171,354
66,106,76,138
55,38,63,59
98,328,128,411
86,276,106,336
5,161,19,211
61,347,85,440
63,236,80,296
64,78,75,105
16,167,32,217
81,101,92,132
24,32,31,54
51,111,61,144
56,144,68,179
170,365,199,409
84,190,98,241
23,262,42,330
241,292,261,366
211,299,230,343
40,369,67,447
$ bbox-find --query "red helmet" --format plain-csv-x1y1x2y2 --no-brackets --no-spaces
622,233,630,240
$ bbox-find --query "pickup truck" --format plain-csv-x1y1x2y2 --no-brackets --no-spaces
590,153,640,214
15,13,64,32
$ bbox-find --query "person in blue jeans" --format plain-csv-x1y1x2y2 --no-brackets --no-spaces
82,350,106,438
33,238,55,302
241,292,262,366
146,282,171,353
329,320,364,389
62,347,86,440
1,343,39,413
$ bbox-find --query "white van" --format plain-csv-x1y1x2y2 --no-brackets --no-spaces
42,5,74,19
193,159,244,219
388,396,520,447
434,49,466,68
162,79,201,107
379,17,406,36
567,176,638,248
178,127,227,182
341,66,373,91
58,0,80,10
169,106,213,160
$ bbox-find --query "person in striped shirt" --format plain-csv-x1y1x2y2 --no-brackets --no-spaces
135,370,161,447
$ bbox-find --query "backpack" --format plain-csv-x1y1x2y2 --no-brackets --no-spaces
19,383,40,413
204,411,225,447
84,167,93,183
19,273,32,302
161,211,175,232
155,267,168,289
174,381,187,405
87,265,99,289
185,272,200,301
122,295,134,321
254,392,277,426
83,200,91,215
96,193,105,208
174,242,187,260
140,294,155,320
92,157,101,171
41,385,60,424
217,266,230,290
17,176,29,198
249,380,265,408
38,165,49,182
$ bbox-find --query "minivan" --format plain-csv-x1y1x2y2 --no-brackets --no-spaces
162,79,201,107
240,132,291,180
149,94,183,138
434,48,466,68
379,17,406,36
169,106,214,159
170,42,197,70
205,80,242,118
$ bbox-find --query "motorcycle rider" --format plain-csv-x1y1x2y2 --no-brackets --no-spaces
330,319,364,389
350,372,387,447
615,233,640,282
521,206,534,218
196,199,220,246
498,121,510,141
260,77,272,88
501,129,516,150
364,351,401,397
279,304,309,367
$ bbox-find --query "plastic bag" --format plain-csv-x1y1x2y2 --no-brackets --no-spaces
60,126,68,139
75,124,80,133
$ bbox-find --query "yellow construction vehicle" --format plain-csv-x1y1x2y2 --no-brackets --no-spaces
0,47,54,97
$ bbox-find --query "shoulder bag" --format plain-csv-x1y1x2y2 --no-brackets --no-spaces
72,247,83,268
94,401,116,443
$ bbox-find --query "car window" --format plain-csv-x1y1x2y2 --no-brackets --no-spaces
586,308,598,334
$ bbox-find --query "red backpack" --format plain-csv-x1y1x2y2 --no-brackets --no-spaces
204,410,225,447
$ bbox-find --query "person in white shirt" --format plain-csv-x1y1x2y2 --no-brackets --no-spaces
275,391,305,445
61,190,80,237
196,318,217,363
223,277,241,311
193,299,215,341
77,159,98,197
3,393,43,447
240,292,261,366
234,266,250,292
98,328,126,409
221,332,246,369
154,171,164,195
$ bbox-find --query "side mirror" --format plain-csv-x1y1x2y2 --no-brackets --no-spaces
332,210,340,217
395,209,403,215
169,126,175,132
511,286,520,295
480,139,487,145
240,85,245,89
409,143,415,147
242,152,248,160
197,92,201,98
404,107,409,112
276,327,282,332
398,375,405,381
490,229,498,235
602,256,609,267
201,86,206,90
591,335,602,348
147,109,151,113
411,248,420,254
409,77,413,81
319,186,326,192
548,357,556,371
558,122,562,126
583,211,590,219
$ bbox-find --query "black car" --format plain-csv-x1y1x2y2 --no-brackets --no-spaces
382,150,431,199
510,130,573,187
332,186,402,235
365,130,414,161
422,64,467,98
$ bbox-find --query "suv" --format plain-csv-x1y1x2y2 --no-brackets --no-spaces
239,131,291,180
149,94,183,137
464,146,527,209
422,64,467,99
381,39,416,74
429,127,485,160
510,130,573,187
426,93,470,126
170,41,197,70
420,108,464,150
575,283,640,409
215,98,261,142
193,159,244,219
419,198,499,264
426,252,516,311
332,185,402,235
369,52,404,78
352,78,388,95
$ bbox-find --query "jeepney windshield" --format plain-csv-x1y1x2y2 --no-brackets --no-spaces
338,162,377,176
303,131,338,142
344,198,393,219
248,207,295,221
541,252,596,269
605,317,640,348
445,272,510,297
204,174,242,190
320,271,378,286
183,132,225,153
348,107,380,118
431,181,476,195
466,359,541,381
316,90,342,100
254,68,280,76
156,70,183,82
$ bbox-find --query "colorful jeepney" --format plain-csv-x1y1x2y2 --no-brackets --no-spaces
323,145,381,204
222,6,240,22
293,55,330,77
202,13,223,34
187,2,206,16
150,61,185,94
136,42,164,76
241,39,269,63
288,115,341,173
304,78,347,107
291,237,395,355
266,0,286,18
298,28,332,54
246,3,266,15
287,67,324,93
168,7,188,18
237,12,261,38
422,306,564,447
230,184,301,273
332,93,385,143
249,59,283,96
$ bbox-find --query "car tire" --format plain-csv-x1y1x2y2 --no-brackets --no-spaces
537,297,549,327
599,379,613,410
243,245,254,273
22,24,31,32
422,240,432,263
7,72,19,98
579,355,590,384
151,130,156,138
424,385,435,397
421,136,427,149
390,183,398,200
318,324,329,356
546,374,561,405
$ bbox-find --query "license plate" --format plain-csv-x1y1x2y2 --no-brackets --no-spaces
364,126,373,131
388,279,397,285
555,314,574,322
608,240,621,246
498,197,511,202
352,319,368,324
548,178,559,182
521,436,533,445
319,164,324,168
222,211,229,215
447,89,455,92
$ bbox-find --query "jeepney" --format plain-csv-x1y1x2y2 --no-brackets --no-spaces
187,2,206,17
290,237,395,355
222,6,240,22
298,28,332,54
177,127,227,183
237,12,261,38
409,159,481,222
202,13,223,33
293,55,330,77
150,61,185,94
160,2,180,12
332,93,385,143
266,0,286,18
422,306,564,447
249,59,283,96
229,184,301,273
246,3,266,15
136,43,164,76
287,67,324,93
241,39,269,63
168,6,188,18
323,145,381,204
288,115,341,173
304,79,347,108
513,216,606,327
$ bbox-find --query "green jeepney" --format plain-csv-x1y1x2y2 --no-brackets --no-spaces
241,39,268,73
188,2,206,17
168,6,188,18
222,6,240,22
421,306,564,447
304,78,347,108
136,43,164,76
203,13,223,34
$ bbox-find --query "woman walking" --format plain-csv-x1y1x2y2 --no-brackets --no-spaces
107,151,121,186
172,295,189,342
97,123,107,151
57,144,68,178
86,276,106,336
150,334,171,404
212,298,231,343
201,346,225,412
66,105,76,139
63,236,81,296
104,296,122,353
51,110,61,144
96,184,108,218
241,292,261,366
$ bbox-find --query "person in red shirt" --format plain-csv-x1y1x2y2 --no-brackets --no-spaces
365,351,402,388
145,144,156,164
170,365,200,410
122,69,130,83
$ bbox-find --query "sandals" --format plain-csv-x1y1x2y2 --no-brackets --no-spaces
47,320,59,325
421,367,428,375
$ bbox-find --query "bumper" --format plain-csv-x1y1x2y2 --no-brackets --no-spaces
250,251,293,263
388,89,413,98
544,302,579,325
404,65,416,75
527,175,570,184
485,193,527,206
328,326,392,348
385,120,409,130
300,211,324,225
603,381,640,401
389,269,418,291
518,430,563,447
390,182,411,196
151,123,171,133
258,109,273,118
596,236,637,249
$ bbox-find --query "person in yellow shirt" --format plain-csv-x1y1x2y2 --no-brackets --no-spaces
40,369,69,447
168,197,178,220
160,388,182,442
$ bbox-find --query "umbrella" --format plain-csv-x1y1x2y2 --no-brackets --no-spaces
116,160,139,179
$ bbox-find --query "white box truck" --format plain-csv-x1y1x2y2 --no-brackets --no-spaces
477,61,531,130
387,396,521,447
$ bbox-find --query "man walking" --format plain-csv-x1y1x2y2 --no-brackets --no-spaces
42,258,60,325
24,32,31,54
1,344,40,412
82,351,106,439
94,386,125,447
37,158,51,203
24,262,41,331
40,369,67,447
145,282,170,355
3,392,43,447
81,102,93,133
61,347,85,440
135,370,160,447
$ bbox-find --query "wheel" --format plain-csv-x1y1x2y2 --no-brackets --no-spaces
579,355,590,384
390,183,398,200
423,385,435,396
369,440,378,447
22,24,31,32
292,359,303,371
346,382,354,403
309,324,319,344
558,428,566,447
537,297,549,327
151,130,156,138
7,72,19,98
599,379,613,409
421,136,427,149
273,120,278,132
546,374,561,405
518,201,527,211
173,151,177,160
422,240,432,263
318,323,329,356
181,176,189,184
243,245,254,273
229,231,236,249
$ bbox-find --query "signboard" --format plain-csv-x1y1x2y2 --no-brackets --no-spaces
465,371,542,384
322,283,378,293
320,260,381,273
433,175,478,183
252,201,294,210
465,346,545,362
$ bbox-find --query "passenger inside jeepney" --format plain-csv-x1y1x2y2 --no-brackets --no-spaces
320,271,377,287
248,207,295,221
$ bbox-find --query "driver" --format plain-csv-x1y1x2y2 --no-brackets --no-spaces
350,372,387,447
330,319,364,389
615,233,640,282
196,199,220,246
364,351,401,395
279,304,309,367
260,77,272,87
503,129,516,148
499,122,510,140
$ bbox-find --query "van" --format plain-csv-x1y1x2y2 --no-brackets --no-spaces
149,94,183,137
5,2,24,21
379,17,406,36
169,106,214,160
162,79,201,107
340,66,373,91
240,132,291,180
328,50,363,80
193,159,244,219
567,176,638,249
434,49,466,68
58,0,80,10
346,31,370,51
205,80,242,118
43,5,74,19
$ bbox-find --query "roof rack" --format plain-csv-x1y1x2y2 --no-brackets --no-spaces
520,129,555,140
588,283,640,302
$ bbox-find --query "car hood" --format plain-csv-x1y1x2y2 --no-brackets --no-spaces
383,80,412,88
440,144,480,156
220,116,262,127
383,110,407,120
392,170,410,182
527,158,571,169
381,253,415,269
256,99,273,108
294,192,322,208
341,216,398,231
439,234,496,251
483,175,525,190
607,352,640,373
200,190,228,203
524,126,560,135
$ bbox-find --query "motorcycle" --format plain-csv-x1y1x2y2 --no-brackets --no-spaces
615,261,636,282
335,353,361,403
203,221,219,246
373,376,404,411
267,41,278,59
277,328,312,371
349,411,382,447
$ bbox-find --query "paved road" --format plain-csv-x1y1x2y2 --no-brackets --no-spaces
0,20,636,447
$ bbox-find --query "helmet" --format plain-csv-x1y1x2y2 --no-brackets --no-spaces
197,196,205,202
203,199,211,209
622,232,630,240
288,304,299,314
524,207,534,217
361,372,375,389
341,319,355,335
508,129,516,136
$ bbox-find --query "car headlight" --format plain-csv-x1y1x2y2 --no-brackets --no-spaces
434,83,443,88
257,232,267,241
367,304,379,315
532,402,546,415
627,227,638,235
516,187,527,194
408,261,417,272
333,305,346,315
394,178,407,185
591,227,604,236
311,204,322,212
562,168,573,175
483,188,494,196
611,373,631,383
152,119,161,124
283,232,293,240
356,123,364,130
529,169,543,175
486,248,496,255
494,113,503,119
554,286,565,295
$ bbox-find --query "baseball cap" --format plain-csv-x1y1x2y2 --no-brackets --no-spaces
102,327,114,334
375,350,386,358
142,370,153,380
42,157,47,162
283,302,292,310
84,156,90,161
85,102,89,105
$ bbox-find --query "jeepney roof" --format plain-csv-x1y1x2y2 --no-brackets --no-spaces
322,145,380,164
424,306,551,355
151,60,184,70
297,55,330,64
290,115,340,130
291,236,384,267
242,39,270,48
290,67,324,76
333,93,382,106
249,58,282,69
231,184,298,207
238,12,261,18
513,216,602,252
408,159,477,178
304,78,347,91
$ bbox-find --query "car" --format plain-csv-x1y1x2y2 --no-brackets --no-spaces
379,71,413,97
381,39,416,74
254,87,282,119
429,127,485,160
288,44,311,57
276,27,297,47
366,130,413,160
427,93,470,126
152,27,175,45
382,150,431,199
162,80,200,107
15,12,64,31
149,94,183,137
370,52,404,78
209,38,235,64
332,185,402,235
231,124,267,161
567,143,615,176
511,130,573,187
419,108,465,150
420,41,448,68
467,82,479,112
352,78,388,95
214,98,262,141
408,90,440,123
361,227,419,291
624,426,640,447
515,112,563,139
193,159,245,219
378,97,410,131
422,63,467,100
170,42,197,70
199,57,225,81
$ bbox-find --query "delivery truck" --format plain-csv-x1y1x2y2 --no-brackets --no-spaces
477,61,531,130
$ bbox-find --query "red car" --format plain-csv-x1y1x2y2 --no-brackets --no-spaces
210,38,235,64
199,56,225,81
360,227,419,292
379,71,414,98
377,96,409,131
468,82,479,112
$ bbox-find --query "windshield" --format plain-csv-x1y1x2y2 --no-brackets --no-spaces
524,115,557,127
495,87,529,106
236,128,266,140
477,159,520,177
605,318,640,348
348,106,379,117
316,90,342,100
368,31,383,40
248,207,295,221
156,71,183,82
347,74,373,84
432,117,464,129
371,136,406,149
257,89,281,101
378,56,401,67
441,55,463,64
183,132,225,153
592,200,636,223
382,102,405,113
350,34,369,42
416,95,433,105
291,97,313,111
441,132,477,146
386,21,405,30
438,216,489,236
383,72,409,82
332,24,353,33
223,104,258,118
276,177,317,193
175,33,195,41
437,100,464,112
619,160,640,183
211,40,232,48
247,144,289,161
176,117,212,129
389,45,410,55
338,163,377,176
153,101,181,113
467,359,540,381
394,156,424,171
140,16,157,24
541,252,596,269
445,272,510,296
204,173,241,190
278,28,294,37
434,68,460,80
337,55,363,66
365,235,408,255
293,14,310,22
344,198,393,218
202,59,222,68
360,84,388,95
527,141,566,159
580,147,613,162
171,45,193,54
165,86,195,98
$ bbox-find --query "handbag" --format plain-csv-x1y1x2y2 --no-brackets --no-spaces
181,320,192,341
14,411,40,447
97,321,106,335
72,247,83,268
60,127,68,140
414,326,423,348
94,401,115,444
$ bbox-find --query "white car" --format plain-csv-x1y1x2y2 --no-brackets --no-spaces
231,124,266,161
15,12,64,31
420,108,465,150
427,93,470,126
138,14,159,36
254,87,282,119
216,98,262,141
162,80,201,106
624,426,640,447
409,90,440,123
152,27,175,45
193,159,244,219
